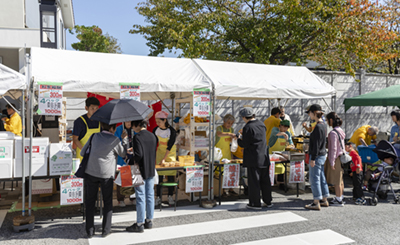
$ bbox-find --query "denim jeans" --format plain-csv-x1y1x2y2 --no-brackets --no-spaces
309,155,330,200
134,177,154,224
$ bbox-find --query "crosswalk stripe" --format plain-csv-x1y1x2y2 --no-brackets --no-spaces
234,229,355,245
95,199,249,225
89,211,307,245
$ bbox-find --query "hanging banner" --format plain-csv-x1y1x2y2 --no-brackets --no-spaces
269,161,275,186
60,175,84,205
289,160,305,183
32,179,53,195
193,88,210,117
120,83,140,101
222,164,240,188
185,165,204,193
37,82,63,115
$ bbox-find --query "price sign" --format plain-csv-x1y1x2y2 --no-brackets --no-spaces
193,88,210,117
120,83,140,101
60,175,84,205
185,166,204,193
289,160,305,183
222,164,240,188
269,161,275,186
37,82,63,115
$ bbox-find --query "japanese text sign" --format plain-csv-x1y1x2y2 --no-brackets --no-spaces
60,175,84,205
222,164,240,188
185,166,204,193
269,161,275,186
38,82,63,115
120,83,140,101
193,88,210,117
289,160,305,183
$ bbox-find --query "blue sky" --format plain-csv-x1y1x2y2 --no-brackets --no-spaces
66,0,177,57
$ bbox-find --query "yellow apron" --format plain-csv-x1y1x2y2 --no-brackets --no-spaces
269,137,286,175
76,116,101,161
156,135,177,176
215,127,233,175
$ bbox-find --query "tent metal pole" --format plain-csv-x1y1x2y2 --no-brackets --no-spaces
322,97,332,112
28,77,34,216
21,89,26,216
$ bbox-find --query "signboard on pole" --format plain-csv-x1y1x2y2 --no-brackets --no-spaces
185,166,204,193
193,88,210,117
222,164,240,188
289,160,305,183
37,82,63,115
269,161,275,186
120,83,140,101
60,175,84,205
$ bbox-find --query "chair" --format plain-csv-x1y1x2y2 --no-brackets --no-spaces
159,181,179,211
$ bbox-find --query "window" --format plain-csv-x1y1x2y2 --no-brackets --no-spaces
40,4,57,49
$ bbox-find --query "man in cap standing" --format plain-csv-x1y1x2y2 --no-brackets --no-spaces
237,107,272,209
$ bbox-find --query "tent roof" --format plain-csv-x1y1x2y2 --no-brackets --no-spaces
194,59,336,100
0,63,26,97
344,84,400,112
30,47,210,100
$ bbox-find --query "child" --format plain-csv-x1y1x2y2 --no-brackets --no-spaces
345,142,365,205
363,157,395,191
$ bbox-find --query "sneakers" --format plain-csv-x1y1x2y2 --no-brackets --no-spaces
168,195,175,205
305,202,321,211
144,219,153,229
126,223,144,233
262,203,274,208
362,185,368,191
118,201,126,207
155,197,161,207
319,200,329,207
355,198,366,205
246,204,262,210
329,197,344,207
128,199,136,205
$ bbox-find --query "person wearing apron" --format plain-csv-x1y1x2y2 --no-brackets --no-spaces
72,97,101,161
215,114,237,196
153,111,177,206
268,120,294,185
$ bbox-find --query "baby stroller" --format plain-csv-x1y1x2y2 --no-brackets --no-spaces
368,140,400,206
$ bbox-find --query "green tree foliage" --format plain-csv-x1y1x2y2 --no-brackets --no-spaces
70,25,122,53
131,0,398,76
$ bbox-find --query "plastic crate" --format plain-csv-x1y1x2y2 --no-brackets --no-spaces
357,145,379,163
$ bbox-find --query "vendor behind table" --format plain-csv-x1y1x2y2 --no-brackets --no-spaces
264,107,281,145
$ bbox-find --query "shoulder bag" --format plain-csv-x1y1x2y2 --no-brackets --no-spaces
75,134,95,178
332,129,352,166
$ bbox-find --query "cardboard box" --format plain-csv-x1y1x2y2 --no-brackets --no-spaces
49,143,73,176
14,137,49,159
195,131,207,137
0,140,13,159
0,159,13,179
14,157,48,177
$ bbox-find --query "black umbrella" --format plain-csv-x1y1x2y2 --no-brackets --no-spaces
91,99,153,124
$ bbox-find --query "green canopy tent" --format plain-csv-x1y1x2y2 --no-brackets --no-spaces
344,84,400,112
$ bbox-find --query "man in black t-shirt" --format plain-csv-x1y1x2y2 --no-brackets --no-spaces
73,97,101,160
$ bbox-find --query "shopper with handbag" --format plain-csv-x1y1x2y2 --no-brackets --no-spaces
325,112,346,207
82,122,128,238
126,119,158,233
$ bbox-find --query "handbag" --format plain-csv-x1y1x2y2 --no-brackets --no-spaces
332,130,352,166
126,158,144,187
75,134,95,178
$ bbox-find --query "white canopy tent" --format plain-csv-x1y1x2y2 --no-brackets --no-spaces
193,59,336,100
0,63,26,98
30,47,211,100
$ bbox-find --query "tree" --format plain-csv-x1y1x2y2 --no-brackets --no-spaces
70,25,122,53
131,0,398,76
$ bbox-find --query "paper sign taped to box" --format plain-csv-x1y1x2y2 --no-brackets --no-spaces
269,161,275,186
49,143,73,176
185,166,204,193
222,164,240,188
60,175,84,205
289,160,305,183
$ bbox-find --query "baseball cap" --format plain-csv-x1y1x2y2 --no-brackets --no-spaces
305,104,322,114
239,107,254,117
280,120,290,127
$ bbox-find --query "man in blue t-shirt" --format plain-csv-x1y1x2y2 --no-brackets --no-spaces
72,97,101,160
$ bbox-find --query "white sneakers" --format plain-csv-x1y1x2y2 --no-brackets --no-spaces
118,201,126,207
168,196,175,205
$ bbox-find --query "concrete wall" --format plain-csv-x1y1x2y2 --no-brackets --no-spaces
65,71,400,140
0,0,24,28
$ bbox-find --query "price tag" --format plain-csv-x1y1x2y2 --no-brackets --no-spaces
38,82,63,116
60,175,84,205
289,160,305,183
120,83,140,101
193,88,210,117
222,164,240,188
185,166,204,193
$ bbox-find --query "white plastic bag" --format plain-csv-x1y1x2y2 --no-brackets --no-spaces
214,147,223,161
231,138,238,152
153,168,159,185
